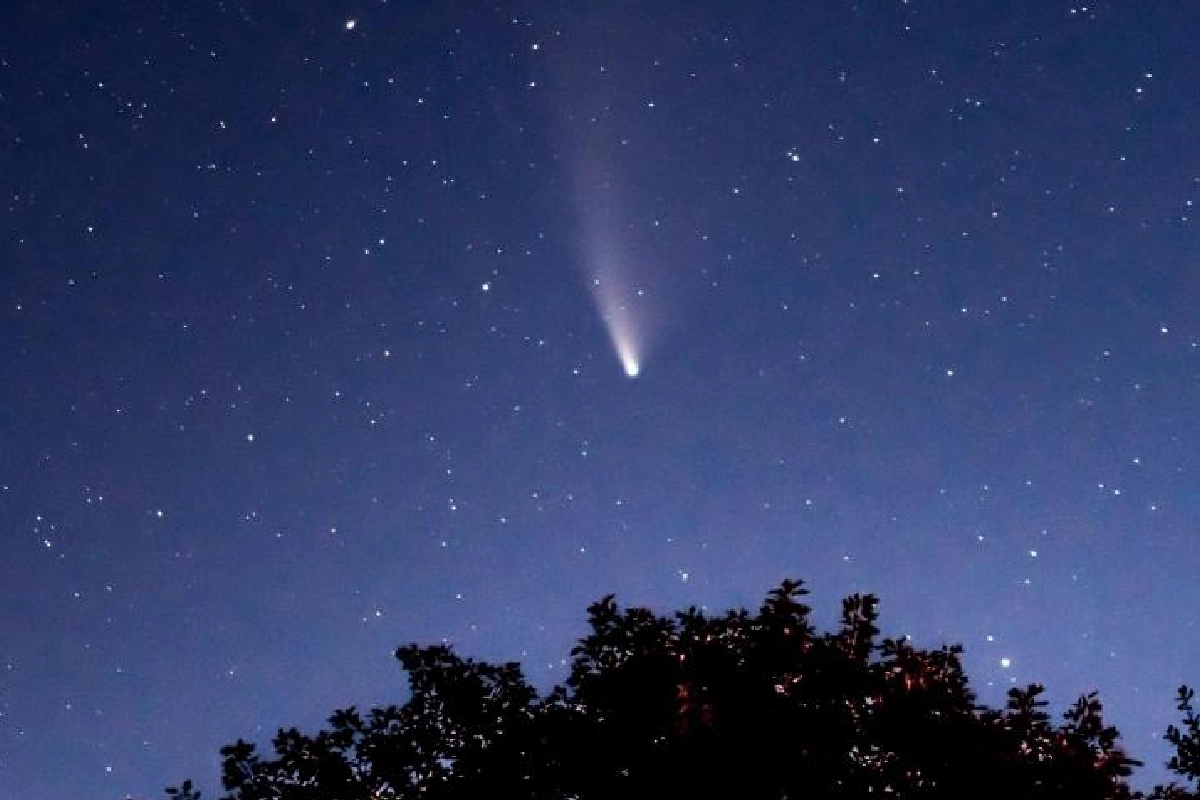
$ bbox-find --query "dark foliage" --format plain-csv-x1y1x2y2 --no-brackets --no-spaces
167,580,1200,799
162,779,202,800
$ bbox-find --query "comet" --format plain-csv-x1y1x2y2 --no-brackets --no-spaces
571,154,652,379
589,274,643,378
612,322,641,378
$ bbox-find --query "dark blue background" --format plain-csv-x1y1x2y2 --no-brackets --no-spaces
3,2,1198,796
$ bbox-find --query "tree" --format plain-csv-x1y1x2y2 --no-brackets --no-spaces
173,579,1200,799
162,780,202,800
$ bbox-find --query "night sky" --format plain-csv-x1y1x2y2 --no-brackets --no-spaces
4,2,1200,797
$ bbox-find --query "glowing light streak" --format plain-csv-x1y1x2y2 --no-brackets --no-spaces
590,275,642,378
571,155,652,379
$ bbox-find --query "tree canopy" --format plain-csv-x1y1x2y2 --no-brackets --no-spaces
166,579,1200,799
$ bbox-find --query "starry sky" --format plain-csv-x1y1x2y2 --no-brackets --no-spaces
4,2,1200,797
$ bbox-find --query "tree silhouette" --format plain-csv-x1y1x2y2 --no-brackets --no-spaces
162,779,202,800
169,579,1200,799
